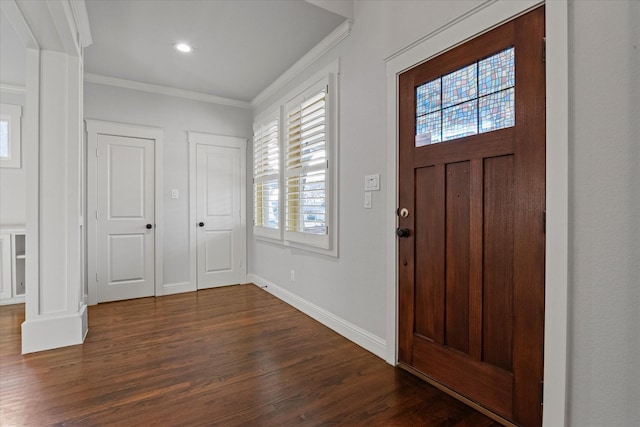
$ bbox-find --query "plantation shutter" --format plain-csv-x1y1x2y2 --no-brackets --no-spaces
285,79,330,248
253,115,280,238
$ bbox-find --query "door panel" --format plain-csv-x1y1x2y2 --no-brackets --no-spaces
483,155,514,371
204,230,232,272
196,144,242,288
398,7,545,426
109,234,145,282
97,134,154,303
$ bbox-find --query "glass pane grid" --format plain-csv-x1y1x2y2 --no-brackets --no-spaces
443,100,478,141
415,47,515,146
479,88,515,133
442,63,477,108
479,47,515,96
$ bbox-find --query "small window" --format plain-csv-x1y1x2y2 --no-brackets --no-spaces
0,104,22,168
253,113,281,239
415,47,514,146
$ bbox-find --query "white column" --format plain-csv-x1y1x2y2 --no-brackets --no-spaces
21,49,87,354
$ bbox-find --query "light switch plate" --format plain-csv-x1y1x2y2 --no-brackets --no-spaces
364,174,380,191
364,192,372,209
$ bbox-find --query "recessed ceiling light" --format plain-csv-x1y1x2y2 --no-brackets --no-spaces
174,42,193,53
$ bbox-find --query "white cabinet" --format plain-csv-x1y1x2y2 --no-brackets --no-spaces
0,227,25,305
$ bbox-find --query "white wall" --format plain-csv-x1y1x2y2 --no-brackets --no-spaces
567,1,640,425
0,91,26,225
250,1,640,425
0,7,26,226
84,83,252,288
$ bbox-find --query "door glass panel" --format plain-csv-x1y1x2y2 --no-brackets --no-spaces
479,47,514,95
442,63,477,108
416,79,441,115
480,88,515,132
443,100,478,141
415,47,515,146
416,112,441,146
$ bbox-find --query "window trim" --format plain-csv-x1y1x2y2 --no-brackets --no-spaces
0,103,22,169
252,60,339,257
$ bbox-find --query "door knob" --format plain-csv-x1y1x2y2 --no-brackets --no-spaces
146,224,153,229
396,228,410,238
198,222,205,227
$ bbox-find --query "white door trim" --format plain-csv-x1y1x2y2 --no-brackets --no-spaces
188,132,247,290
86,119,164,305
384,1,568,426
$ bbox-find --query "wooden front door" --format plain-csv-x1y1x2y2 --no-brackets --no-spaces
397,7,545,426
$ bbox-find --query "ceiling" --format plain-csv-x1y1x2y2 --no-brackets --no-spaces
83,0,347,103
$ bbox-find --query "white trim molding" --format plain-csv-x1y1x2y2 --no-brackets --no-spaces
249,274,387,359
22,306,88,354
384,1,568,426
84,73,251,110
162,282,193,296
85,119,164,305
0,84,26,94
251,20,351,108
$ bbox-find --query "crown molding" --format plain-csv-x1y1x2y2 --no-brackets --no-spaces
69,0,93,48
84,73,251,109
0,83,26,94
251,19,352,108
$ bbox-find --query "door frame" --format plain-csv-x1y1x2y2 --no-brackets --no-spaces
385,1,568,426
86,119,164,305
188,132,247,290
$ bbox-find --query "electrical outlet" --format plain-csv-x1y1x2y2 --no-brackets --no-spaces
171,189,179,199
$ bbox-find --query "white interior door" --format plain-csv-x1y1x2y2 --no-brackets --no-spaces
196,143,243,289
97,134,155,302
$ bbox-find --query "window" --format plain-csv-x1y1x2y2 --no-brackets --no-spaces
285,80,329,248
0,104,22,169
253,112,280,239
415,47,515,146
252,63,337,255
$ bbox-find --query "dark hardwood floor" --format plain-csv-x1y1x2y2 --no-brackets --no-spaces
0,284,500,426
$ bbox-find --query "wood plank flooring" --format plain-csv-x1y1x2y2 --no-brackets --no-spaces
0,284,501,426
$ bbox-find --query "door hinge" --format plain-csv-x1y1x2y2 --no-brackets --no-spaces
96,147,99,157
540,380,544,405
543,210,546,233
96,272,99,282
542,38,546,62
96,210,99,219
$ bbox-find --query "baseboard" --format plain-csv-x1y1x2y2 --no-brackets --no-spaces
161,281,194,296
248,274,387,360
0,295,25,306
21,304,88,354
